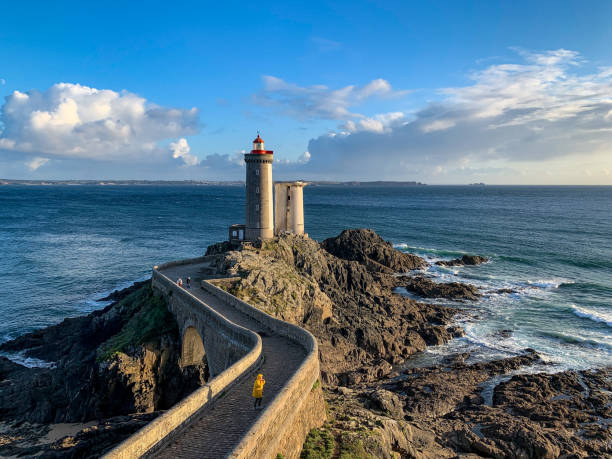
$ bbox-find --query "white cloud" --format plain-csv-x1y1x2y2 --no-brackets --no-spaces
342,112,405,133
170,138,199,166
26,156,49,171
0,138,15,149
441,49,610,126
297,151,311,163
421,119,456,133
300,49,612,181
0,83,199,161
256,76,409,120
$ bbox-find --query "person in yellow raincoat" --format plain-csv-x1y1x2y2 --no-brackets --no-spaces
252,374,265,408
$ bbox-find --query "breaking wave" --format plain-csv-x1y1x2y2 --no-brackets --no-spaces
0,350,56,369
525,279,573,289
570,305,612,328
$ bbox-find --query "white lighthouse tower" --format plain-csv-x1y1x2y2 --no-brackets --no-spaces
244,134,274,241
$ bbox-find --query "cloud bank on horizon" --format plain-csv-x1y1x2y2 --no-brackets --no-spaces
1,49,611,183
300,49,612,182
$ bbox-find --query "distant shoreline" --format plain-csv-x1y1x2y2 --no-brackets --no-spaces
2,180,611,187
0,179,426,187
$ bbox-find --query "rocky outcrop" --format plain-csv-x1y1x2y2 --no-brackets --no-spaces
321,228,427,273
209,230,610,458
0,413,158,459
423,365,611,458
3,229,609,458
216,230,459,386
320,350,611,458
402,275,482,301
436,254,488,267
306,385,455,459
396,349,542,419
0,282,204,457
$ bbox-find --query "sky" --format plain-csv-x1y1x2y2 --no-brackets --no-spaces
1,0,612,184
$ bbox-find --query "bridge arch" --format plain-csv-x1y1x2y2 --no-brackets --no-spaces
181,326,206,367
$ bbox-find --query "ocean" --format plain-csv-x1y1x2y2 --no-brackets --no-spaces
1,185,610,371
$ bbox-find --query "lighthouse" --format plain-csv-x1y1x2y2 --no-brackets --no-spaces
244,134,274,241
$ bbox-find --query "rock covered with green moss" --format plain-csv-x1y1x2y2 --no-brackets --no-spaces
0,281,205,457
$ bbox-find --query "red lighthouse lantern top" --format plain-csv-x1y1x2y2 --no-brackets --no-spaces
250,133,273,154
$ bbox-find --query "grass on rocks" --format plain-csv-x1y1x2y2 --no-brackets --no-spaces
301,426,374,459
301,428,335,459
97,285,177,362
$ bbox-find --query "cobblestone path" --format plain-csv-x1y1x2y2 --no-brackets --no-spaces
153,262,306,459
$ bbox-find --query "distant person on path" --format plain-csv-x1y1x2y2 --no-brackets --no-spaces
177,278,183,287
252,374,265,408
186,277,191,289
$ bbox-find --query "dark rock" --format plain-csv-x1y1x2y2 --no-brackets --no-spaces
442,352,470,366
0,282,204,455
97,279,150,303
364,389,404,419
403,275,481,301
493,329,513,338
0,412,159,458
321,229,426,273
435,254,488,267
0,356,27,382
205,240,233,256
489,288,517,295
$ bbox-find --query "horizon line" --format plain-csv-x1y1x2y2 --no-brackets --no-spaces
2,179,612,187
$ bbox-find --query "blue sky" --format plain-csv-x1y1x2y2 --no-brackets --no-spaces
1,0,612,183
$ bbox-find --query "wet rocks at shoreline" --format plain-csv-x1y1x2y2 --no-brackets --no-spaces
329,350,611,458
436,254,489,267
402,274,482,301
2,228,610,458
221,230,610,458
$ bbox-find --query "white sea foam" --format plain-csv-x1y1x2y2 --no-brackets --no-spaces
395,242,610,371
526,279,573,289
392,243,467,261
0,351,56,369
571,305,612,328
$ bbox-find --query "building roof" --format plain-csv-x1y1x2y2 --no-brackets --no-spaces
253,134,264,144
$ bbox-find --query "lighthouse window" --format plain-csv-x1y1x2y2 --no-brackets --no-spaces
256,187,260,193
255,204,259,210
255,170,259,176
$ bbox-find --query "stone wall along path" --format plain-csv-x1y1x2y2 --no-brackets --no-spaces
153,262,307,459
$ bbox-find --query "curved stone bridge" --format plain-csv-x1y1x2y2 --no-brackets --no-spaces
103,256,325,459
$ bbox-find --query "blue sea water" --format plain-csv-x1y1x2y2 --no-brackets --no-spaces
0,185,610,371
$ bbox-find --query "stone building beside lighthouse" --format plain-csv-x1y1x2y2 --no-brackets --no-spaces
228,134,307,244
274,181,306,236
